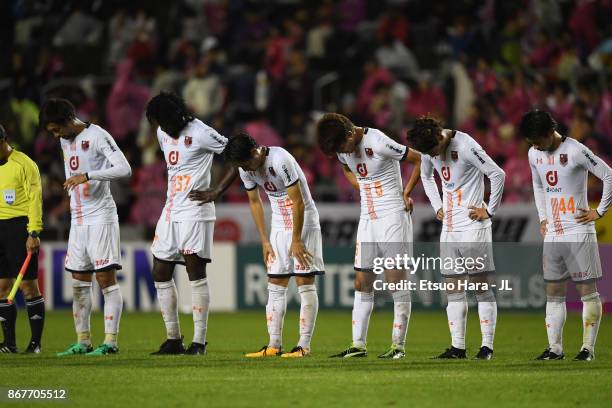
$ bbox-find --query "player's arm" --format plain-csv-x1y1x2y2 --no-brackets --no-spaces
402,148,421,213
529,157,548,236
575,147,612,224
466,142,506,221
23,157,42,253
342,164,359,190
286,182,313,268
246,188,275,265
64,133,132,190
420,155,444,220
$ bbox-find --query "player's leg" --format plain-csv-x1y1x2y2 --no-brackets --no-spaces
183,253,210,355
0,276,18,353
469,272,496,360
247,229,289,357
86,270,122,355
151,219,185,355
19,277,45,353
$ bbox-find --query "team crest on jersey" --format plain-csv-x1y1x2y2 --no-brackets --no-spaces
451,151,458,161
560,154,567,166
268,167,276,177
365,148,373,157
81,140,89,151
184,136,192,147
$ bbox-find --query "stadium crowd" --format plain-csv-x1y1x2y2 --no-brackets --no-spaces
0,0,611,233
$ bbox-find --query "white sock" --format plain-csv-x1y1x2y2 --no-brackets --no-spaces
581,292,602,353
155,280,181,340
391,290,411,348
446,292,468,350
266,283,287,349
191,278,210,345
102,284,123,347
546,296,566,355
72,279,92,346
476,290,497,350
297,284,318,350
352,291,374,348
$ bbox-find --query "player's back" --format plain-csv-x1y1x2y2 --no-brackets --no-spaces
337,128,406,220
157,118,227,222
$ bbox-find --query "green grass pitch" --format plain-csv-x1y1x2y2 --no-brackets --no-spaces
2,310,610,407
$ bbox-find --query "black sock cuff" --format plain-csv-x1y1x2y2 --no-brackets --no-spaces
26,296,45,306
0,299,16,308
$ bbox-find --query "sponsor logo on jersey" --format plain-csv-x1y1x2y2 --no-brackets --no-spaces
470,148,485,164
3,189,16,205
441,166,451,181
105,137,117,152
546,170,558,186
356,163,368,177
365,148,373,157
81,140,90,151
282,165,291,182
264,181,277,192
69,156,80,170
546,186,562,192
451,151,458,161
268,167,276,177
581,150,597,166
386,144,403,154
560,154,568,166
210,132,227,146
168,151,179,165
184,136,192,147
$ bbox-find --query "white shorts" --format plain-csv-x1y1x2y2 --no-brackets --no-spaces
355,211,413,272
65,223,122,273
543,233,602,282
267,227,325,277
440,227,495,276
151,219,214,264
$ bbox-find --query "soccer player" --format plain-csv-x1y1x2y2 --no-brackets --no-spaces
317,113,420,359
0,124,44,354
146,92,238,355
521,109,611,361
409,115,505,360
222,133,323,358
40,99,131,356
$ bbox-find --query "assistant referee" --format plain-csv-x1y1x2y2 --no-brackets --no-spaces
0,124,45,354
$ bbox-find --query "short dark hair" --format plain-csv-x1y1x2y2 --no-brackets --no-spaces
39,98,76,128
408,115,443,154
0,124,6,141
519,109,557,140
316,113,353,155
146,92,194,138
224,132,258,163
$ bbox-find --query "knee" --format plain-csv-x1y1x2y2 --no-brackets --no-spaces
475,289,496,303
95,272,117,290
0,279,12,298
152,260,174,282
20,280,41,299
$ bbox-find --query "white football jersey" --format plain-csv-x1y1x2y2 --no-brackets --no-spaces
239,147,319,230
60,124,130,225
157,119,227,222
421,131,505,232
337,128,407,220
529,136,612,236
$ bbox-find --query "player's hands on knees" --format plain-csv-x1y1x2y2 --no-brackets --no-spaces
403,193,413,213
64,174,88,190
540,220,548,237
188,188,219,205
262,241,276,266
575,208,600,224
290,240,313,269
436,208,444,221
26,236,40,253
468,205,490,221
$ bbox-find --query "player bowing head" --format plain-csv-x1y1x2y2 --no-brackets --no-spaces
223,132,324,358
521,109,611,361
409,115,506,360
145,92,238,356
317,113,421,359
40,98,132,356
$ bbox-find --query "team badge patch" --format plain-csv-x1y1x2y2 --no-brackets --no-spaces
268,167,276,177
3,189,16,205
451,151,458,161
81,140,89,151
560,154,568,166
365,148,373,157
184,136,192,147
